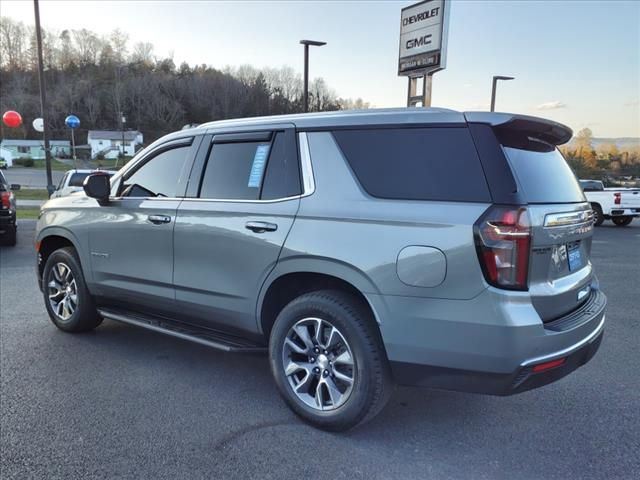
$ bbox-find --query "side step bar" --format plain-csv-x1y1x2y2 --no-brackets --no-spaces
98,308,266,354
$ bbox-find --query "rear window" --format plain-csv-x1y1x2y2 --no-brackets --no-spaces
579,180,604,192
332,127,491,202
502,146,586,203
68,172,91,187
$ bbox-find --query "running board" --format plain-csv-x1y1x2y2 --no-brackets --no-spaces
98,308,266,354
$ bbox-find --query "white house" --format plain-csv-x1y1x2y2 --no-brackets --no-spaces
0,139,71,160
0,146,13,167
87,130,144,159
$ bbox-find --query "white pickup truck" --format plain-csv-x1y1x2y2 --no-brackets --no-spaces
50,169,116,199
580,179,640,226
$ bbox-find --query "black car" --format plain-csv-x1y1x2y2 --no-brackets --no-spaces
0,170,20,246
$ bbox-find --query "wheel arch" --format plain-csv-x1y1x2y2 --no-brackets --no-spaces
37,227,86,285
258,258,383,339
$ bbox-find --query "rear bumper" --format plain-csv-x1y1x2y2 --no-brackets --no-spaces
370,287,606,395
390,316,603,395
606,208,640,217
0,211,16,234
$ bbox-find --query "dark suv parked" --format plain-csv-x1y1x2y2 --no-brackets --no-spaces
0,170,20,246
35,109,606,430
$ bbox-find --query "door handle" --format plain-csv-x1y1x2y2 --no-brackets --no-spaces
148,214,171,225
245,221,278,233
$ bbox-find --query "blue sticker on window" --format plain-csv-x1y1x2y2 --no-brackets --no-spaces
248,144,270,188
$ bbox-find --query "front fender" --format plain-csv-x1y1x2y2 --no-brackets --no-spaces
36,222,92,284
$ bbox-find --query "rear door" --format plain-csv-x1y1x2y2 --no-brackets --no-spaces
497,130,595,321
173,126,301,333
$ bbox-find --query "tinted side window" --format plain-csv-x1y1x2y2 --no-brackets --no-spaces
261,133,301,200
333,128,491,202
200,141,268,200
199,132,300,200
122,145,191,197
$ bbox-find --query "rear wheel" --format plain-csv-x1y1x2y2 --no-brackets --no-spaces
269,290,392,431
42,247,102,332
612,216,633,227
591,204,604,226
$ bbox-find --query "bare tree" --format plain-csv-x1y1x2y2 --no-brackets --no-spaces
130,42,154,65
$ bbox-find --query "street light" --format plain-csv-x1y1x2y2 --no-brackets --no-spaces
33,0,54,196
490,75,515,112
120,112,126,161
300,40,326,113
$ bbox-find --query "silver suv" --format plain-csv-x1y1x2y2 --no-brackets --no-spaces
36,109,606,430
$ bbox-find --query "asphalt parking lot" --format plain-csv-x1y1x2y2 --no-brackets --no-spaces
1,220,639,479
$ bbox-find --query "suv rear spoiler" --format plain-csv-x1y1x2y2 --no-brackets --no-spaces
464,112,572,146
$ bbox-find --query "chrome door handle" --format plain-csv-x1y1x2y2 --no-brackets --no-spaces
245,221,278,233
148,215,171,225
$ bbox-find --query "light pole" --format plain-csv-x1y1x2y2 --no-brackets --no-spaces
33,0,54,196
299,40,326,113
120,112,126,165
490,75,515,112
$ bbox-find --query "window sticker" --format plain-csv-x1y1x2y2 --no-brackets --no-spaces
248,144,270,188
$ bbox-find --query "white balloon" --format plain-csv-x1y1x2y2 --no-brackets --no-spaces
32,117,44,132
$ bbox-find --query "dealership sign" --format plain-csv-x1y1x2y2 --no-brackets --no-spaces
398,0,449,76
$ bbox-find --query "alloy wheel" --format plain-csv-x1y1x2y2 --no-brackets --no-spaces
282,317,355,411
47,262,78,321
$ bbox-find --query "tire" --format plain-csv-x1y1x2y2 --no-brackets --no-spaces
592,204,604,227
269,290,393,431
1,225,16,246
42,247,102,332
612,216,633,227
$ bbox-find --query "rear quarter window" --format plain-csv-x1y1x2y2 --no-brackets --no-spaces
332,127,491,202
501,144,586,203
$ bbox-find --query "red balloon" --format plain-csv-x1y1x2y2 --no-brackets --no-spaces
2,110,22,128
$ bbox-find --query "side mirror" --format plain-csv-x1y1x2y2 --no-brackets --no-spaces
10,184,21,191
83,174,110,205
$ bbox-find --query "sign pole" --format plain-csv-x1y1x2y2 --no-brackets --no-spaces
406,74,433,107
71,128,77,168
423,74,432,107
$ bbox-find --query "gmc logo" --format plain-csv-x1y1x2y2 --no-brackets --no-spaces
406,34,432,50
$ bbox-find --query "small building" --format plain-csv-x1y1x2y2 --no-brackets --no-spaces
0,146,13,167
0,139,71,160
88,130,143,159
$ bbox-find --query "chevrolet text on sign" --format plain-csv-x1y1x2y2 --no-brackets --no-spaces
398,0,448,76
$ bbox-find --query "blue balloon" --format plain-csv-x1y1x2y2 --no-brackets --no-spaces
65,115,80,129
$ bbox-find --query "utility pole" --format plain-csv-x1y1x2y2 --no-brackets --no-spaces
300,40,326,113
33,0,54,196
490,75,515,112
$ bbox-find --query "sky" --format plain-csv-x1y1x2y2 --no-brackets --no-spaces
2,0,639,137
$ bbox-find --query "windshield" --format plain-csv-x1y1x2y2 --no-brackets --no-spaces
502,146,586,204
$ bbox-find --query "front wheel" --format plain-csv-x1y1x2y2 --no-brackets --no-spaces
269,290,392,431
612,216,633,227
42,247,102,332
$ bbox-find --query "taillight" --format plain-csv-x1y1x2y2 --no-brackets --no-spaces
474,205,531,290
1,191,10,209
614,192,621,205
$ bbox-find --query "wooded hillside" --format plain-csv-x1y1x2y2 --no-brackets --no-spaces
0,16,369,144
